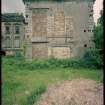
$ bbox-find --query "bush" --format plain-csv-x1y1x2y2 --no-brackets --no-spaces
3,51,103,70
83,49,103,69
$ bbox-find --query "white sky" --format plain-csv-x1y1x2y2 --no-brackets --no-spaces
2,0,103,24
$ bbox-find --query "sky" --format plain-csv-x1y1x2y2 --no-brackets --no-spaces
2,0,103,24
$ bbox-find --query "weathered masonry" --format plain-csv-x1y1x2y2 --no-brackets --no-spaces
1,13,25,55
23,0,95,59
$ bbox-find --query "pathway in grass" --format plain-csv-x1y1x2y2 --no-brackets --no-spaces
35,79,103,105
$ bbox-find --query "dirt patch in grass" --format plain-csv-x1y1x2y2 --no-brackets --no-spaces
35,79,103,105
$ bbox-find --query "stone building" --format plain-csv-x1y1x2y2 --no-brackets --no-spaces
23,0,95,59
1,13,25,55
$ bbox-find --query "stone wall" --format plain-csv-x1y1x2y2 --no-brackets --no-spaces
25,1,94,59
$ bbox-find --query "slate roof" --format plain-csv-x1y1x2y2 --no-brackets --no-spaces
2,13,25,22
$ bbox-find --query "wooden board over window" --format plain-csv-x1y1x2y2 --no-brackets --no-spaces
32,43,48,58
52,47,70,59
54,11,65,35
32,9,48,37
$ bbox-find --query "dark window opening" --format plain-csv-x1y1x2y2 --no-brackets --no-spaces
15,36,20,38
88,30,94,32
84,30,86,32
84,44,87,47
26,3,30,7
15,26,20,34
25,22,28,25
90,10,93,12
0,51,6,56
27,35,29,38
88,30,91,32
89,14,93,17
99,50,103,55
26,15,28,18
5,26,10,34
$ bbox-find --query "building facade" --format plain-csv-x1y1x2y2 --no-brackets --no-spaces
1,13,25,55
23,0,95,59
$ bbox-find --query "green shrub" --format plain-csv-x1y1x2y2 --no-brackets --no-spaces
83,49,103,69
2,52,103,70
15,51,23,58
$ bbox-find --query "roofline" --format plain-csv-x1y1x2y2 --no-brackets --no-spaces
1,13,25,23
22,0,96,4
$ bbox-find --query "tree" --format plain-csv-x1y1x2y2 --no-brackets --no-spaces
94,10,103,50
92,10,103,68
83,10,103,69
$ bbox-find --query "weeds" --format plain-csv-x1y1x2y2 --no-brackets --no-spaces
23,85,46,105
2,56,103,105
2,56,102,70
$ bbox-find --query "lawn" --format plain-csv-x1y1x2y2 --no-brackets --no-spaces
2,56,103,105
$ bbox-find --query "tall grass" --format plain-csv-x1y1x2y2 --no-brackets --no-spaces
23,85,46,105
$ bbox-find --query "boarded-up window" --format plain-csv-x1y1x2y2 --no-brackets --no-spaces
5,26,10,34
65,16,74,38
52,47,70,59
54,11,65,35
32,9,48,37
32,43,48,58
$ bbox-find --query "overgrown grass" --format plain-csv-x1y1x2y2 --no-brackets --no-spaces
2,55,102,70
2,56,103,105
23,85,46,105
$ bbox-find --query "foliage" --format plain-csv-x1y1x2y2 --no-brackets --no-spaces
2,55,102,71
93,10,103,50
90,10,104,69
23,85,46,105
15,51,24,58
2,56,103,105
94,26,103,50
83,49,103,69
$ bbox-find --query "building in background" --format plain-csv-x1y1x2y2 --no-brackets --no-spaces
23,0,95,59
1,13,25,55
